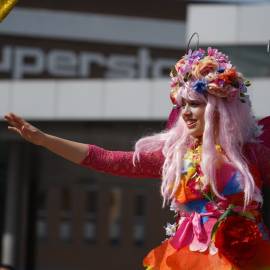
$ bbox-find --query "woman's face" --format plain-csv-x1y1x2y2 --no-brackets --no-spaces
181,98,206,138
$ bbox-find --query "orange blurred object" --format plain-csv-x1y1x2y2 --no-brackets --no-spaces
0,0,18,22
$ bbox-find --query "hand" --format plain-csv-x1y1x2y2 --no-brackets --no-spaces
4,113,46,146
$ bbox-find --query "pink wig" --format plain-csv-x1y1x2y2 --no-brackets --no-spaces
134,84,260,207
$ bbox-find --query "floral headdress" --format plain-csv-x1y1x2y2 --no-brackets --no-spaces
170,47,251,106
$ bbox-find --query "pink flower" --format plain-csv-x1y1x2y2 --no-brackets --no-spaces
207,47,229,64
227,88,239,101
205,201,229,216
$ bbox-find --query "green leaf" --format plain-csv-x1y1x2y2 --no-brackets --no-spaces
244,80,251,87
202,188,216,202
211,220,221,239
218,204,235,221
202,192,213,202
184,72,191,82
210,204,235,240
170,66,177,77
239,211,255,220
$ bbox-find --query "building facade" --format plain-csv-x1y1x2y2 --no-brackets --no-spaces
0,1,270,270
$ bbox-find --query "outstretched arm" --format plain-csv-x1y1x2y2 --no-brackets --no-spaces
4,113,164,178
81,144,164,178
4,113,88,164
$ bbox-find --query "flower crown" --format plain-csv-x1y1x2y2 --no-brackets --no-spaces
170,47,251,105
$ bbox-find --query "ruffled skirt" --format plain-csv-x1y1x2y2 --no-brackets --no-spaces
143,239,270,270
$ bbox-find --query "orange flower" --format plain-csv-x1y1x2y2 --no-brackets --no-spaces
218,68,238,85
192,56,218,78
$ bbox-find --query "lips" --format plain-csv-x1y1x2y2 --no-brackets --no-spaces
185,119,197,128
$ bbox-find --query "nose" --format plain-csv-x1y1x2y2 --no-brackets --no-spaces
182,104,192,116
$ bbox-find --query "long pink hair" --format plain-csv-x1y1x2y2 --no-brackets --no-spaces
134,84,260,207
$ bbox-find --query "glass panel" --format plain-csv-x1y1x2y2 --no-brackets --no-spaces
59,188,72,242
83,187,98,243
36,190,48,241
133,194,145,246
108,188,122,245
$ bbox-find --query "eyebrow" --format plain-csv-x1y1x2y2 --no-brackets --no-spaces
181,98,197,103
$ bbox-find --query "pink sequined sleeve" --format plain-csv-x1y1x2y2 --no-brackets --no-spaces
80,144,164,179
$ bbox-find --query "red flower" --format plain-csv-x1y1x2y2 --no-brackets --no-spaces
218,68,238,85
215,215,262,267
187,178,202,196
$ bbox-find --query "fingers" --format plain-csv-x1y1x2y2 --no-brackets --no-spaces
4,113,36,141
10,112,26,125
4,114,18,128
7,112,25,125
7,126,22,136
8,124,32,139
4,113,13,122
4,117,21,130
4,112,26,129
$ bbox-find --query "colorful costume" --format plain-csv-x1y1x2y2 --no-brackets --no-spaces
81,136,270,270
80,47,270,269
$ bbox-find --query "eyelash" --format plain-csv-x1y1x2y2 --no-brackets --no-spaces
181,102,200,107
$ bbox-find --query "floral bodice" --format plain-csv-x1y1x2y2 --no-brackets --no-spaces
164,144,269,265
172,144,259,205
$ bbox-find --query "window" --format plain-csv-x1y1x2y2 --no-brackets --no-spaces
59,188,72,242
133,194,146,246
83,187,98,243
36,189,48,241
108,188,122,245
205,45,270,78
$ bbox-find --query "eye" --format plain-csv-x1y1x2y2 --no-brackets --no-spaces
189,102,200,107
180,102,186,108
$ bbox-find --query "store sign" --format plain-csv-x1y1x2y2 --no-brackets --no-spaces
0,6,186,79
0,45,177,79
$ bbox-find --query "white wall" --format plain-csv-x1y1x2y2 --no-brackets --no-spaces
0,7,186,49
249,78,270,118
0,79,171,120
187,4,270,45
0,78,269,120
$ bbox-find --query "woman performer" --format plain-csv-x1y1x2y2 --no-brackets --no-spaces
4,47,270,269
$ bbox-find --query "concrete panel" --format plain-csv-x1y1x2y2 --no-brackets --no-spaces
1,7,186,49
187,5,238,44
238,5,270,44
56,80,103,119
104,80,151,119
11,80,56,119
4,78,270,121
250,78,270,118
151,79,172,119
0,82,11,117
